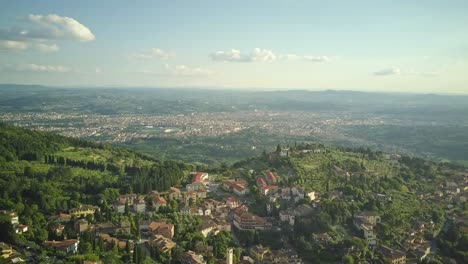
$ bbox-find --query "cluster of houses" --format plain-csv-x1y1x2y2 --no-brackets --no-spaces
256,171,317,203
0,241,26,263
0,210,29,235
401,220,433,262
279,204,314,226
223,180,250,196
43,239,80,254
350,211,412,263
249,245,303,264
375,245,406,264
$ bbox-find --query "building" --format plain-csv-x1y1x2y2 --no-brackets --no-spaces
279,209,295,226
265,171,278,184
291,187,305,198
186,182,205,192
376,245,406,264
182,250,205,264
14,224,28,234
8,212,18,225
225,196,241,209
49,213,71,222
256,177,267,187
361,224,377,246
44,239,79,254
148,221,175,239
200,221,217,237
0,242,14,259
115,220,131,235
192,172,209,183
169,187,182,200
150,235,176,254
353,211,381,246
227,248,234,264
133,196,147,213
233,208,270,230
75,219,89,233
279,204,313,226
69,205,99,218
117,194,137,205
99,234,132,251
223,180,249,196
233,184,249,196
183,189,207,204
153,196,167,210
261,185,279,196
306,191,317,201
250,245,271,261
354,211,381,226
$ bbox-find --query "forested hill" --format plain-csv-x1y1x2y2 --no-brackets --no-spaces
0,123,200,214
0,122,106,162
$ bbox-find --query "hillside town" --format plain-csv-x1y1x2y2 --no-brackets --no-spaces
2,146,467,264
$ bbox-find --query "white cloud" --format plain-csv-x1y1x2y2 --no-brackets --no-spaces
373,67,437,78
35,43,59,53
211,48,276,63
132,48,175,59
0,40,59,53
252,48,276,62
211,49,249,62
0,14,94,53
211,49,331,63
27,14,95,42
280,54,329,62
373,67,401,76
0,40,28,51
2,63,71,73
0,14,95,42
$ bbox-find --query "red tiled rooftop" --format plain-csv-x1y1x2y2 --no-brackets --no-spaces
256,177,267,186
192,172,208,183
266,171,277,181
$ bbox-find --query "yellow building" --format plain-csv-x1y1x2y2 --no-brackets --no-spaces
69,204,99,218
0,242,14,259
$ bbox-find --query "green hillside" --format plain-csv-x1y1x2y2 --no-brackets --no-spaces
0,124,466,263
233,143,467,262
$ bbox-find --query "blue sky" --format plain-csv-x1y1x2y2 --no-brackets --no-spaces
0,0,467,93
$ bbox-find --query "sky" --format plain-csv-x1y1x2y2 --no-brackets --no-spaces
0,0,467,93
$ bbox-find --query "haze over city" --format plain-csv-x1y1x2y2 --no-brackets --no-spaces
1,0,467,93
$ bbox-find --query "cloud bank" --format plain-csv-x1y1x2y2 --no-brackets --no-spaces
211,48,329,63
0,14,94,53
2,63,71,73
211,48,277,63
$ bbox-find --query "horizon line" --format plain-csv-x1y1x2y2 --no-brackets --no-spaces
1,83,467,96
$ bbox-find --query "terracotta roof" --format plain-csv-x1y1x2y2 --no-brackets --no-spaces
265,171,277,182
169,187,181,193
192,172,207,183
44,239,78,249
256,177,267,186
153,196,167,205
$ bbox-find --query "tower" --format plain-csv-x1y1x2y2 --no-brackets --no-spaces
226,247,233,264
